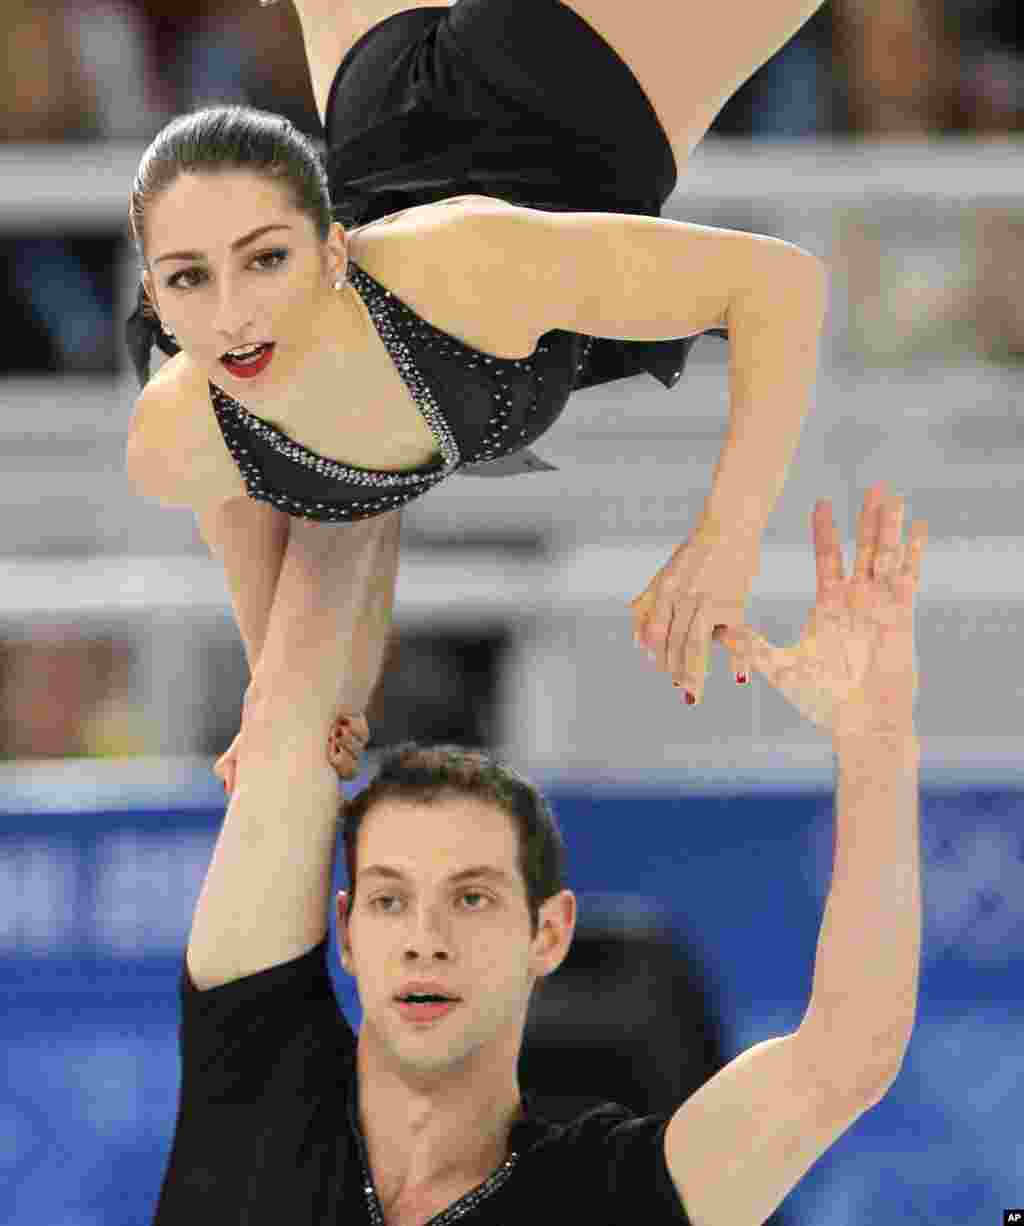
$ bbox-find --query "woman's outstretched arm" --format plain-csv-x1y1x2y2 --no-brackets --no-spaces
486,207,830,543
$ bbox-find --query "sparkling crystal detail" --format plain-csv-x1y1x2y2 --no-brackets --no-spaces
206,259,584,521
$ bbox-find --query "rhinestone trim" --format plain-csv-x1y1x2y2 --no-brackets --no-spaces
206,259,581,521
357,1139,521,1225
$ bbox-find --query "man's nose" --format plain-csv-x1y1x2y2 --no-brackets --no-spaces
404,902,453,947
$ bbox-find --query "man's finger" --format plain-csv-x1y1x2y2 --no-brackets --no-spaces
814,499,844,598
853,483,886,581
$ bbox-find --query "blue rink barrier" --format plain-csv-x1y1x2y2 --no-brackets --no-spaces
1,772,1021,1226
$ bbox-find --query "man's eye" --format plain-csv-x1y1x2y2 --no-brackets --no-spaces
371,892,490,911
165,249,289,290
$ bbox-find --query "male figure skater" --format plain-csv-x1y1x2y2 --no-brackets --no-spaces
154,481,926,1225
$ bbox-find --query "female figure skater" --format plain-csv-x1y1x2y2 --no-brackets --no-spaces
124,0,829,785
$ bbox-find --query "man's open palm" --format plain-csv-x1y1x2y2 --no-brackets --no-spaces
715,482,928,737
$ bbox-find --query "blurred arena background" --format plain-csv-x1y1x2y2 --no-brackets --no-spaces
1,1,1022,1223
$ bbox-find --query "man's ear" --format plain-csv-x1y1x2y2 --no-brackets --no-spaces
337,889,352,970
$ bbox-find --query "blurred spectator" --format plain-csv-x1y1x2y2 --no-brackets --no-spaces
0,633,157,761
749,14,830,139
722,0,1022,141
0,0,120,373
6,236,118,375
714,9,832,140
831,0,965,136
968,207,1024,360
174,0,319,135
117,0,317,133
0,0,101,143
65,0,168,139
956,0,1024,134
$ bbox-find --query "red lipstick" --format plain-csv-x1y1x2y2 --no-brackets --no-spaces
220,343,275,379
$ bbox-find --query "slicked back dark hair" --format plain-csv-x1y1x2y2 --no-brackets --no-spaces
340,743,568,941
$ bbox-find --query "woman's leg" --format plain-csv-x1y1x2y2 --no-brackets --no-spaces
553,0,827,171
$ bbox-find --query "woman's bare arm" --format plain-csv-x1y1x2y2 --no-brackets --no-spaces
463,207,829,542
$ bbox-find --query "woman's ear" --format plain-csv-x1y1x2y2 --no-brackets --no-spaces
327,222,348,262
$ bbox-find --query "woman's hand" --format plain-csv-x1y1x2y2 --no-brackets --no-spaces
215,711,371,798
326,712,371,778
630,522,762,704
713,483,928,738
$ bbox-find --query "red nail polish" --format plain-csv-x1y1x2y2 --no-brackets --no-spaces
737,674,748,684
685,691,696,705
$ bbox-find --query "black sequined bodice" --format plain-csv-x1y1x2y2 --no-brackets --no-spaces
208,260,593,523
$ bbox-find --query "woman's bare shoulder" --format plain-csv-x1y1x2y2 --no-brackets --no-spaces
126,351,246,510
352,195,556,358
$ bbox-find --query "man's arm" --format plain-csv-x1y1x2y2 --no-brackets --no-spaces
185,511,402,991
801,730,922,1061
663,729,920,1225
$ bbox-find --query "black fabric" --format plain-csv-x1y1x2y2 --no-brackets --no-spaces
206,259,596,521
324,0,728,394
152,939,693,1224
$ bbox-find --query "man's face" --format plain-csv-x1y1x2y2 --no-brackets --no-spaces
338,794,575,1078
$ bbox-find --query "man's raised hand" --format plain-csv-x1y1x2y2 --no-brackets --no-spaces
713,481,928,738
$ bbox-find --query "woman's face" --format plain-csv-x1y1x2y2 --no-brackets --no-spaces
142,168,348,390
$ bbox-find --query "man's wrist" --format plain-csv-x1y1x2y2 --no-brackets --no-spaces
832,726,920,759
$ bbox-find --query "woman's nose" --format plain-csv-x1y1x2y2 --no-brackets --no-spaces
212,289,256,338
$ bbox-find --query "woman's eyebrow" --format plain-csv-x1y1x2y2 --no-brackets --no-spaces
154,224,294,266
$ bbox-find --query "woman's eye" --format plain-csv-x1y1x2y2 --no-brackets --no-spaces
165,249,289,290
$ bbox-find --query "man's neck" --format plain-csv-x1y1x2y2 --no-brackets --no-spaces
356,1046,524,1205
